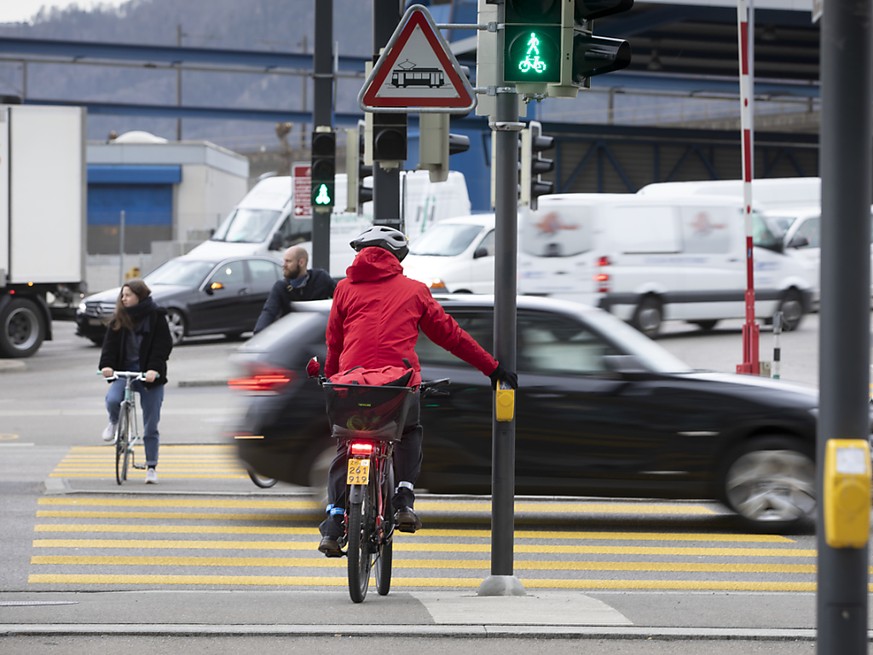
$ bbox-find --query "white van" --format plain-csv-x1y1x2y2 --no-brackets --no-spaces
517,194,817,336
637,177,821,211
401,213,497,293
187,170,471,264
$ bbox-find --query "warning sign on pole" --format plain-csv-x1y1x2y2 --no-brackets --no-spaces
292,164,312,217
358,4,476,114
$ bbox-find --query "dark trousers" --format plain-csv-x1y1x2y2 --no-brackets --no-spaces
325,395,422,511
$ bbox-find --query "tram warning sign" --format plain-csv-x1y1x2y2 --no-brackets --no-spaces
358,4,475,114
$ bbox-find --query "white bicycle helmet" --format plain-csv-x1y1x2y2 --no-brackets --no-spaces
349,225,409,261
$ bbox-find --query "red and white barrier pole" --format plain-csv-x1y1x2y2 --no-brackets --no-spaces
736,0,759,375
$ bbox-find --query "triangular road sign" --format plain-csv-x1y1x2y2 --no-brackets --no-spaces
358,4,476,114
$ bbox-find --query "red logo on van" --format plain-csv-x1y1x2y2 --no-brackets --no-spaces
534,212,579,235
690,212,726,236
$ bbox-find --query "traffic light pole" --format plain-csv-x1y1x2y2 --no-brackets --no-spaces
478,88,524,597
372,0,402,232
311,0,332,272
817,0,871,649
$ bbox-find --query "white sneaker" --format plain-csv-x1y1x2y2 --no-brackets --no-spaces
101,422,117,443
145,467,158,484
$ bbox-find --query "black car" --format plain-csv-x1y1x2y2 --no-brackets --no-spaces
76,254,283,345
231,295,835,533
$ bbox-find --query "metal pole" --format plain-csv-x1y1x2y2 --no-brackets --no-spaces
372,0,402,232
735,0,759,375
311,0,333,272
176,24,183,141
817,0,871,649
478,89,524,597
118,209,125,286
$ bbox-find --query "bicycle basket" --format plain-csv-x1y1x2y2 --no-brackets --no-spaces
323,383,417,442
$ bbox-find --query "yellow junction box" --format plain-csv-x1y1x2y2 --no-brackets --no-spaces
495,384,515,422
824,439,871,549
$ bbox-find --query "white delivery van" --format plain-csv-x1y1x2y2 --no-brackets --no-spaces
188,170,471,267
517,193,817,336
401,213,497,293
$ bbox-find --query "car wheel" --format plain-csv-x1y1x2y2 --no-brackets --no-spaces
721,437,815,533
165,309,186,345
691,320,718,331
777,289,804,331
632,295,663,337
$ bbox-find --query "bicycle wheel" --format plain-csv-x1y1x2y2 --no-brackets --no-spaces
347,477,376,603
375,462,394,596
114,405,130,485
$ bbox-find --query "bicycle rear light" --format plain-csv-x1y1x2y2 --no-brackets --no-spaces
350,442,374,456
228,365,295,393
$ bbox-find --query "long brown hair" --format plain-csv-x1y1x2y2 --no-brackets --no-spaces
109,279,151,332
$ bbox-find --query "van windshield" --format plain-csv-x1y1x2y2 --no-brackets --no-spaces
409,223,484,256
211,208,282,243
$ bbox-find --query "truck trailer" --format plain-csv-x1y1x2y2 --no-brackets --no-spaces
0,103,86,357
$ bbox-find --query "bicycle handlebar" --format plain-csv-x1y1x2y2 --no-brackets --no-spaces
101,371,158,382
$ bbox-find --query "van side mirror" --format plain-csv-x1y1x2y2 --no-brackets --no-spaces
473,246,490,259
787,235,810,249
268,232,283,250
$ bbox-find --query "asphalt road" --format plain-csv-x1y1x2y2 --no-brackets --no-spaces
0,314,866,651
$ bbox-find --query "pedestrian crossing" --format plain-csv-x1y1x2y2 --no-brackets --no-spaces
49,444,249,481
25,494,847,593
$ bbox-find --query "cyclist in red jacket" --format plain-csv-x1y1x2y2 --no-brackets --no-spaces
318,226,517,556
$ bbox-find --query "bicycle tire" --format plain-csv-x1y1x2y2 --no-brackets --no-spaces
347,477,375,603
114,405,130,485
375,462,395,596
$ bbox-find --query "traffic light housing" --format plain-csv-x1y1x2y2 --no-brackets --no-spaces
372,112,407,167
311,128,336,212
418,113,471,183
345,121,373,215
520,120,555,210
502,0,563,94
550,0,633,97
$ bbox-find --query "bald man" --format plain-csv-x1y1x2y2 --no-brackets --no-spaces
253,246,336,334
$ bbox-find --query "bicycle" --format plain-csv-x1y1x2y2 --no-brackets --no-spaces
104,371,149,485
307,357,448,603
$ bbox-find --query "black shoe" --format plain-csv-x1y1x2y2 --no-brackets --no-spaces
394,507,422,533
318,535,343,557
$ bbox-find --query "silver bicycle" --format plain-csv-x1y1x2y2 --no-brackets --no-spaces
105,371,148,485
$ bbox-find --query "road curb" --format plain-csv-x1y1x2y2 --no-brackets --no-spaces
0,623,831,641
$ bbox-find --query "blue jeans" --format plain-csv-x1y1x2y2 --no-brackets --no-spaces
105,379,164,468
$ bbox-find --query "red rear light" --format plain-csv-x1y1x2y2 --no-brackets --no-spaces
595,256,611,293
228,366,295,393
350,442,374,456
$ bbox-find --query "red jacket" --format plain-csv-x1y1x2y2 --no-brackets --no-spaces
324,247,498,384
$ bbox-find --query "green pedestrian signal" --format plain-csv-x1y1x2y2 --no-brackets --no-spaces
314,183,332,206
502,0,562,88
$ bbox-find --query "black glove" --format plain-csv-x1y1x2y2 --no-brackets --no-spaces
489,364,518,390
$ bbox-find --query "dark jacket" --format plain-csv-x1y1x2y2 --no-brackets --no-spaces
253,268,336,334
99,304,173,386
324,248,498,384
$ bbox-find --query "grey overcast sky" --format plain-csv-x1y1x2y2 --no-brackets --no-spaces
0,0,129,24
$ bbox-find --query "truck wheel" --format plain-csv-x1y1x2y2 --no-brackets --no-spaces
632,295,663,338
165,309,186,345
0,298,45,358
777,289,804,332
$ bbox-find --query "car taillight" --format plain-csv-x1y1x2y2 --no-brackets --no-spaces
595,256,611,293
350,442,374,456
228,366,295,393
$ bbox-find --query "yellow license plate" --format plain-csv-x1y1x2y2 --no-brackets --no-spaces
347,458,370,485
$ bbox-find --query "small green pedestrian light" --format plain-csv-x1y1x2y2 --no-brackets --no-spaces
518,31,548,75
314,183,332,206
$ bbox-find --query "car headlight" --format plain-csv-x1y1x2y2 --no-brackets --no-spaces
77,301,87,313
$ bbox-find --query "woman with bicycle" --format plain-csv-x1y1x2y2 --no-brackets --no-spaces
99,279,173,484
318,226,517,556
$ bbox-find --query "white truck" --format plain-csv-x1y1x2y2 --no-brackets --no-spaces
0,103,87,358
187,170,472,273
